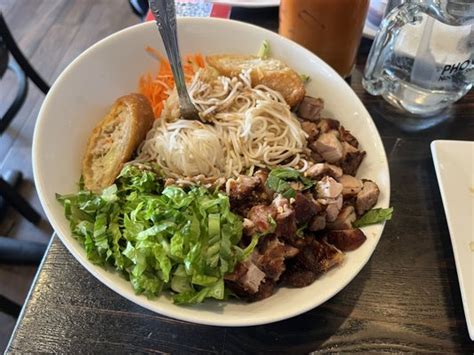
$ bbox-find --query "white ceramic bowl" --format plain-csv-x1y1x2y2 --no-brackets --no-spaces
33,18,390,327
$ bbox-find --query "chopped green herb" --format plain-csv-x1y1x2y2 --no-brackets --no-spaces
353,207,393,228
266,167,314,198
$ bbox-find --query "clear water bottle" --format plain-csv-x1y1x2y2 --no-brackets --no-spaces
363,0,474,116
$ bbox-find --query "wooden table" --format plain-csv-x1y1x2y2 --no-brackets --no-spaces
7,6,474,354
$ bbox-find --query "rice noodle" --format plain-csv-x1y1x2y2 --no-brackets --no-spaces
133,69,308,179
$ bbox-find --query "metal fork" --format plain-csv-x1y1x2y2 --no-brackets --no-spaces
148,0,201,121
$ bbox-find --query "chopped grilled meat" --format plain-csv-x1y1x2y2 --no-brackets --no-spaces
254,169,269,185
317,176,343,199
339,175,363,197
255,236,299,281
242,260,266,293
324,195,343,222
293,192,318,224
243,218,256,236
275,209,297,238
247,205,276,234
309,151,325,163
315,118,340,133
326,228,366,251
306,163,343,181
339,125,359,148
315,176,343,223
327,206,356,230
340,142,366,176
356,180,380,215
247,279,275,301
282,267,318,288
342,140,358,154
224,259,266,295
253,170,274,203
313,131,344,163
272,196,297,238
301,121,320,142
297,96,324,121
226,175,260,202
272,195,290,212
309,214,326,232
293,237,344,275
309,193,324,213
224,261,247,282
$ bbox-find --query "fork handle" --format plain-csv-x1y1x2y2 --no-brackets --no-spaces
149,0,195,112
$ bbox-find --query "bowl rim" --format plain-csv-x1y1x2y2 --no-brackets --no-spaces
33,17,390,327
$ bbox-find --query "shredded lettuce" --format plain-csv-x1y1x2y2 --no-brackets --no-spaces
57,165,251,304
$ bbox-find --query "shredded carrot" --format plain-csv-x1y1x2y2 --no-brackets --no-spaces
139,46,205,118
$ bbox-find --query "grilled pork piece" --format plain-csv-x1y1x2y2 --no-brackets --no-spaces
339,175,363,197
297,96,324,121
254,169,269,185
253,170,274,204
327,206,356,230
254,236,299,281
315,118,340,133
248,279,275,301
339,126,359,148
293,192,318,224
247,204,276,234
317,176,343,199
272,196,297,238
226,175,261,202
340,142,366,176
282,268,318,288
306,163,343,181
243,218,256,236
313,131,344,163
327,206,357,230
275,209,297,238
308,215,326,232
356,180,380,215
324,195,343,222
225,258,266,295
301,121,319,142
326,228,366,251
316,176,343,222
293,237,344,275
309,150,325,163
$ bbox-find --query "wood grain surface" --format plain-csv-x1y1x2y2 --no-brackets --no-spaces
5,2,474,354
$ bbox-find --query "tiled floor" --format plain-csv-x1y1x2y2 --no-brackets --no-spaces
0,0,138,350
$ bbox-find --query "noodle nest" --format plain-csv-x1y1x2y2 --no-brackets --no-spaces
134,69,309,179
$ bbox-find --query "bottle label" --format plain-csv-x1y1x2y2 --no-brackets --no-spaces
439,59,474,81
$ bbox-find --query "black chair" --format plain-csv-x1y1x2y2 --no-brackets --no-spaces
0,13,49,319
0,12,50,226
